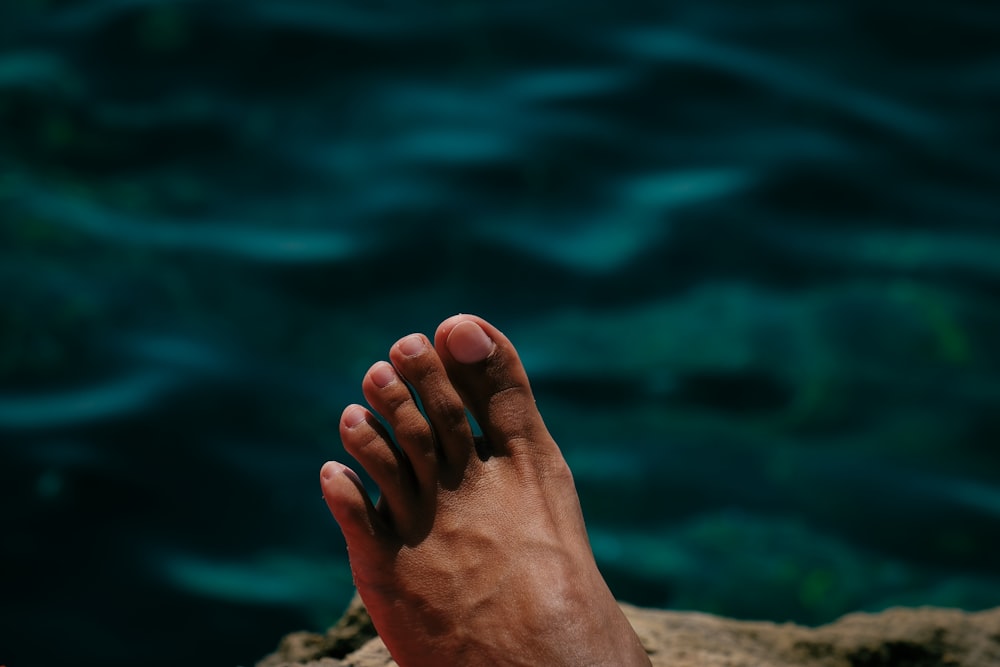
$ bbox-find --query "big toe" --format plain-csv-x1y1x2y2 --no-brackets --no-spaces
434,315,555,458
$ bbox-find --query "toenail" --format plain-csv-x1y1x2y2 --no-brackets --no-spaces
398,334,426,357
371,362,398,388
321,461,363,485
447,321,496,364
343,405,367,428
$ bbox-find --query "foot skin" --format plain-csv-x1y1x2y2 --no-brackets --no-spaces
321,315,651,667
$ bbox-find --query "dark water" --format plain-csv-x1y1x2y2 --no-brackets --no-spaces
2,1,999,665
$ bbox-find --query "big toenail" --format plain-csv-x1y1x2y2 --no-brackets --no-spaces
371,362,398,388
447,321,496,364
343,405,367,428
398,334,425,357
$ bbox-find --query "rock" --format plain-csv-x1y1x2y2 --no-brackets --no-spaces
259,597,1000,667
257,593,378,667
623,604,1000,666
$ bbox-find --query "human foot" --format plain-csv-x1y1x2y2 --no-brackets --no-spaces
321,315,651,667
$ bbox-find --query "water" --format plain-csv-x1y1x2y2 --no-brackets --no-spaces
2,1,999,665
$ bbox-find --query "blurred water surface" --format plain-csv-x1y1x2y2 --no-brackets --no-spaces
2,1,999,666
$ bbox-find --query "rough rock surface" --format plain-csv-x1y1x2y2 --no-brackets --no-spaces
259,595,1000,667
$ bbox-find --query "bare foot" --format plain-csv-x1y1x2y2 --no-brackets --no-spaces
321,315,651,667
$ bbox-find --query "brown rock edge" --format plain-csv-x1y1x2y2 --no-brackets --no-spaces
259,595,1000,667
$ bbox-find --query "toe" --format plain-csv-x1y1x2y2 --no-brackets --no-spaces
361,359,440,489
320,460,386,547
339,403,418,527
434,315,557,460
389,333,477,477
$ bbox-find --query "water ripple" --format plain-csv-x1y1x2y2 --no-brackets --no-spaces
16,187,368,263
0,370,175,430
616,28,941,137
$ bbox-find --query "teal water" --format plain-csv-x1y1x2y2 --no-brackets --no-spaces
2,1,999,665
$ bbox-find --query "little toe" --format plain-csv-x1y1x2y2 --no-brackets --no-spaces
434,315,556,460
320,460,385,547
361,359,439,488
339,403,418,527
